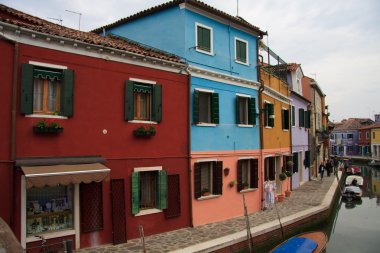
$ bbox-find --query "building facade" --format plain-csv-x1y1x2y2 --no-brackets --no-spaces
287,64,311,188
94,0,267,226
0,4,190,250
371,126,380,160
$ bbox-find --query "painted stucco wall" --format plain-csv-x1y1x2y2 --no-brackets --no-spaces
1,42,190,247
290,93,310,188
190,150,262,226
190,76,260,151
106,6,259,81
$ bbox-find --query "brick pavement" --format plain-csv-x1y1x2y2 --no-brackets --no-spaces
75,174,338,253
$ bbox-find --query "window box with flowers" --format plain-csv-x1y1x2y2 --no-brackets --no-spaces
133,125,156,137
33,119,63,134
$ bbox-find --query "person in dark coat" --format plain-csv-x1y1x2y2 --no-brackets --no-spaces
326,159,332,177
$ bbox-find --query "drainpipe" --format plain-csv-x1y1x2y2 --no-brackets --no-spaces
1,32,19,228
180,63,193,227
257,35,265,209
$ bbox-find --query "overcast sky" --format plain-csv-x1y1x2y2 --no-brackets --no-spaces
2,0,379,122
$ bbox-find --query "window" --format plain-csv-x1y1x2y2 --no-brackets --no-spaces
264,102,274,127
298,108,305,127
196,23,213,54
131,169,167,215
21,63,74,116
366,132,370,140
235,38,248,64
291,106,295,127
236,95,256,125
282,108,290,130
194,161,222,198
347,134,353,140
237,159,258,191
193,90,219,124
373,132,376,139
359,132,362,140
125,80,162,122
26,185,73,236
293,153,299,173
304,151,310,168
304,110,310,128
80,182,103,232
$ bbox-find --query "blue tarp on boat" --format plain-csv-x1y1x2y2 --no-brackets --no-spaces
272,237,317,253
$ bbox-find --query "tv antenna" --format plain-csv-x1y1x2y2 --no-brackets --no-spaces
310,73,317,80
237,0,239,16
47,17,63,26
65,9,82,31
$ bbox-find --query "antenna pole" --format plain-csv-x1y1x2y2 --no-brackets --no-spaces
66,10,82,31
237,0,239,16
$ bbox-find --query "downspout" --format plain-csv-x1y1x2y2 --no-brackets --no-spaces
289,92,293,191
257,35,265,209
180,63,193,227
1,32,19,228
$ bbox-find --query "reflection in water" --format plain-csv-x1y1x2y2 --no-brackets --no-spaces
323,165,380,253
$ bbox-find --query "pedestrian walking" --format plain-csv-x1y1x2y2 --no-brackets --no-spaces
326,159,332,177
319,162,325,181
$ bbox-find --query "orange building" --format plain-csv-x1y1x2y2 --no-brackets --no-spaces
259,65,292,198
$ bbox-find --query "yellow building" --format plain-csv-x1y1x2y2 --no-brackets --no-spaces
259,66,291,195
371,125,380,159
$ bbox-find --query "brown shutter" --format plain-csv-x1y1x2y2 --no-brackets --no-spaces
213,161,223,195
237,160,243,192
250,159,258,188
269,158,275,181
165,174,181,219
80,182,104,232
194,163,201,199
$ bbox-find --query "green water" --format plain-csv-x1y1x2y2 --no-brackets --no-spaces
254,165,380,253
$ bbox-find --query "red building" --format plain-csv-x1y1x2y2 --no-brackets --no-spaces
358,124,380,157
0,4,190,251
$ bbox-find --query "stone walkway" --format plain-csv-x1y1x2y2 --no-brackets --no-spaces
75,175,338,253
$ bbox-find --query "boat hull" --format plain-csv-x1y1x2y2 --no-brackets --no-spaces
270,231,327,253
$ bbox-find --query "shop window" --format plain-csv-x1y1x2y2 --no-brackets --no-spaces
194,161,222,198
80,182,103,232
26,185,73,236
21,63,74,117
237,159,258,191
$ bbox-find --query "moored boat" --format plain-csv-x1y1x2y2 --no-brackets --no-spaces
342,175,363,201
270,231,328,253
346,166,361,175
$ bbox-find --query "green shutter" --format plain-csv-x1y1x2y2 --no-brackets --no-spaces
282,109,285,130
60,69,74,117
251,159,259,188
125,81,134,121
264,102,269,126
211,93,219,124
236,96,240,124
21,64,34,114
152,84,162,123
299,108,304,127
282,109,289,130
131,172,140,214
248,98,256,125
292,106,295,126
269,104,274,127
236,40,246,62
193,90,200,124
156,170,167,210
306,110,311,128
197,26,210,52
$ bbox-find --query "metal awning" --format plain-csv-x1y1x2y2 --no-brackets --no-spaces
22,163,110,189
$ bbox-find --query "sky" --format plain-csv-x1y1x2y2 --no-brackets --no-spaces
1,0,379,122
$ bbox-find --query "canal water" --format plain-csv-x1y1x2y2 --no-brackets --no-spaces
323,165,380,253
255,165,380,253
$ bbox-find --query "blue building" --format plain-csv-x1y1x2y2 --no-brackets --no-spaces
94,0,267,226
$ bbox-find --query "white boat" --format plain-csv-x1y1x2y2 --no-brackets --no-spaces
342,175,363,201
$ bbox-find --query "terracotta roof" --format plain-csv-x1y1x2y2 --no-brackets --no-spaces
91,0,266,36
333,118,374,131
287,63,300,72
0,4,183,64
358,123,380,130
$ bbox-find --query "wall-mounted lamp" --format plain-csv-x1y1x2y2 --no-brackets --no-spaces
223,167,230,176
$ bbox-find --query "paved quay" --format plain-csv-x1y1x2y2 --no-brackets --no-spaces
75,174,340,253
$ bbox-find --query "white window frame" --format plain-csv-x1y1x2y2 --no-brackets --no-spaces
234,37,249,65
195,88,216,127
264,100,274,129
236,93,252,127
195,23,214,56
133,166,163,216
